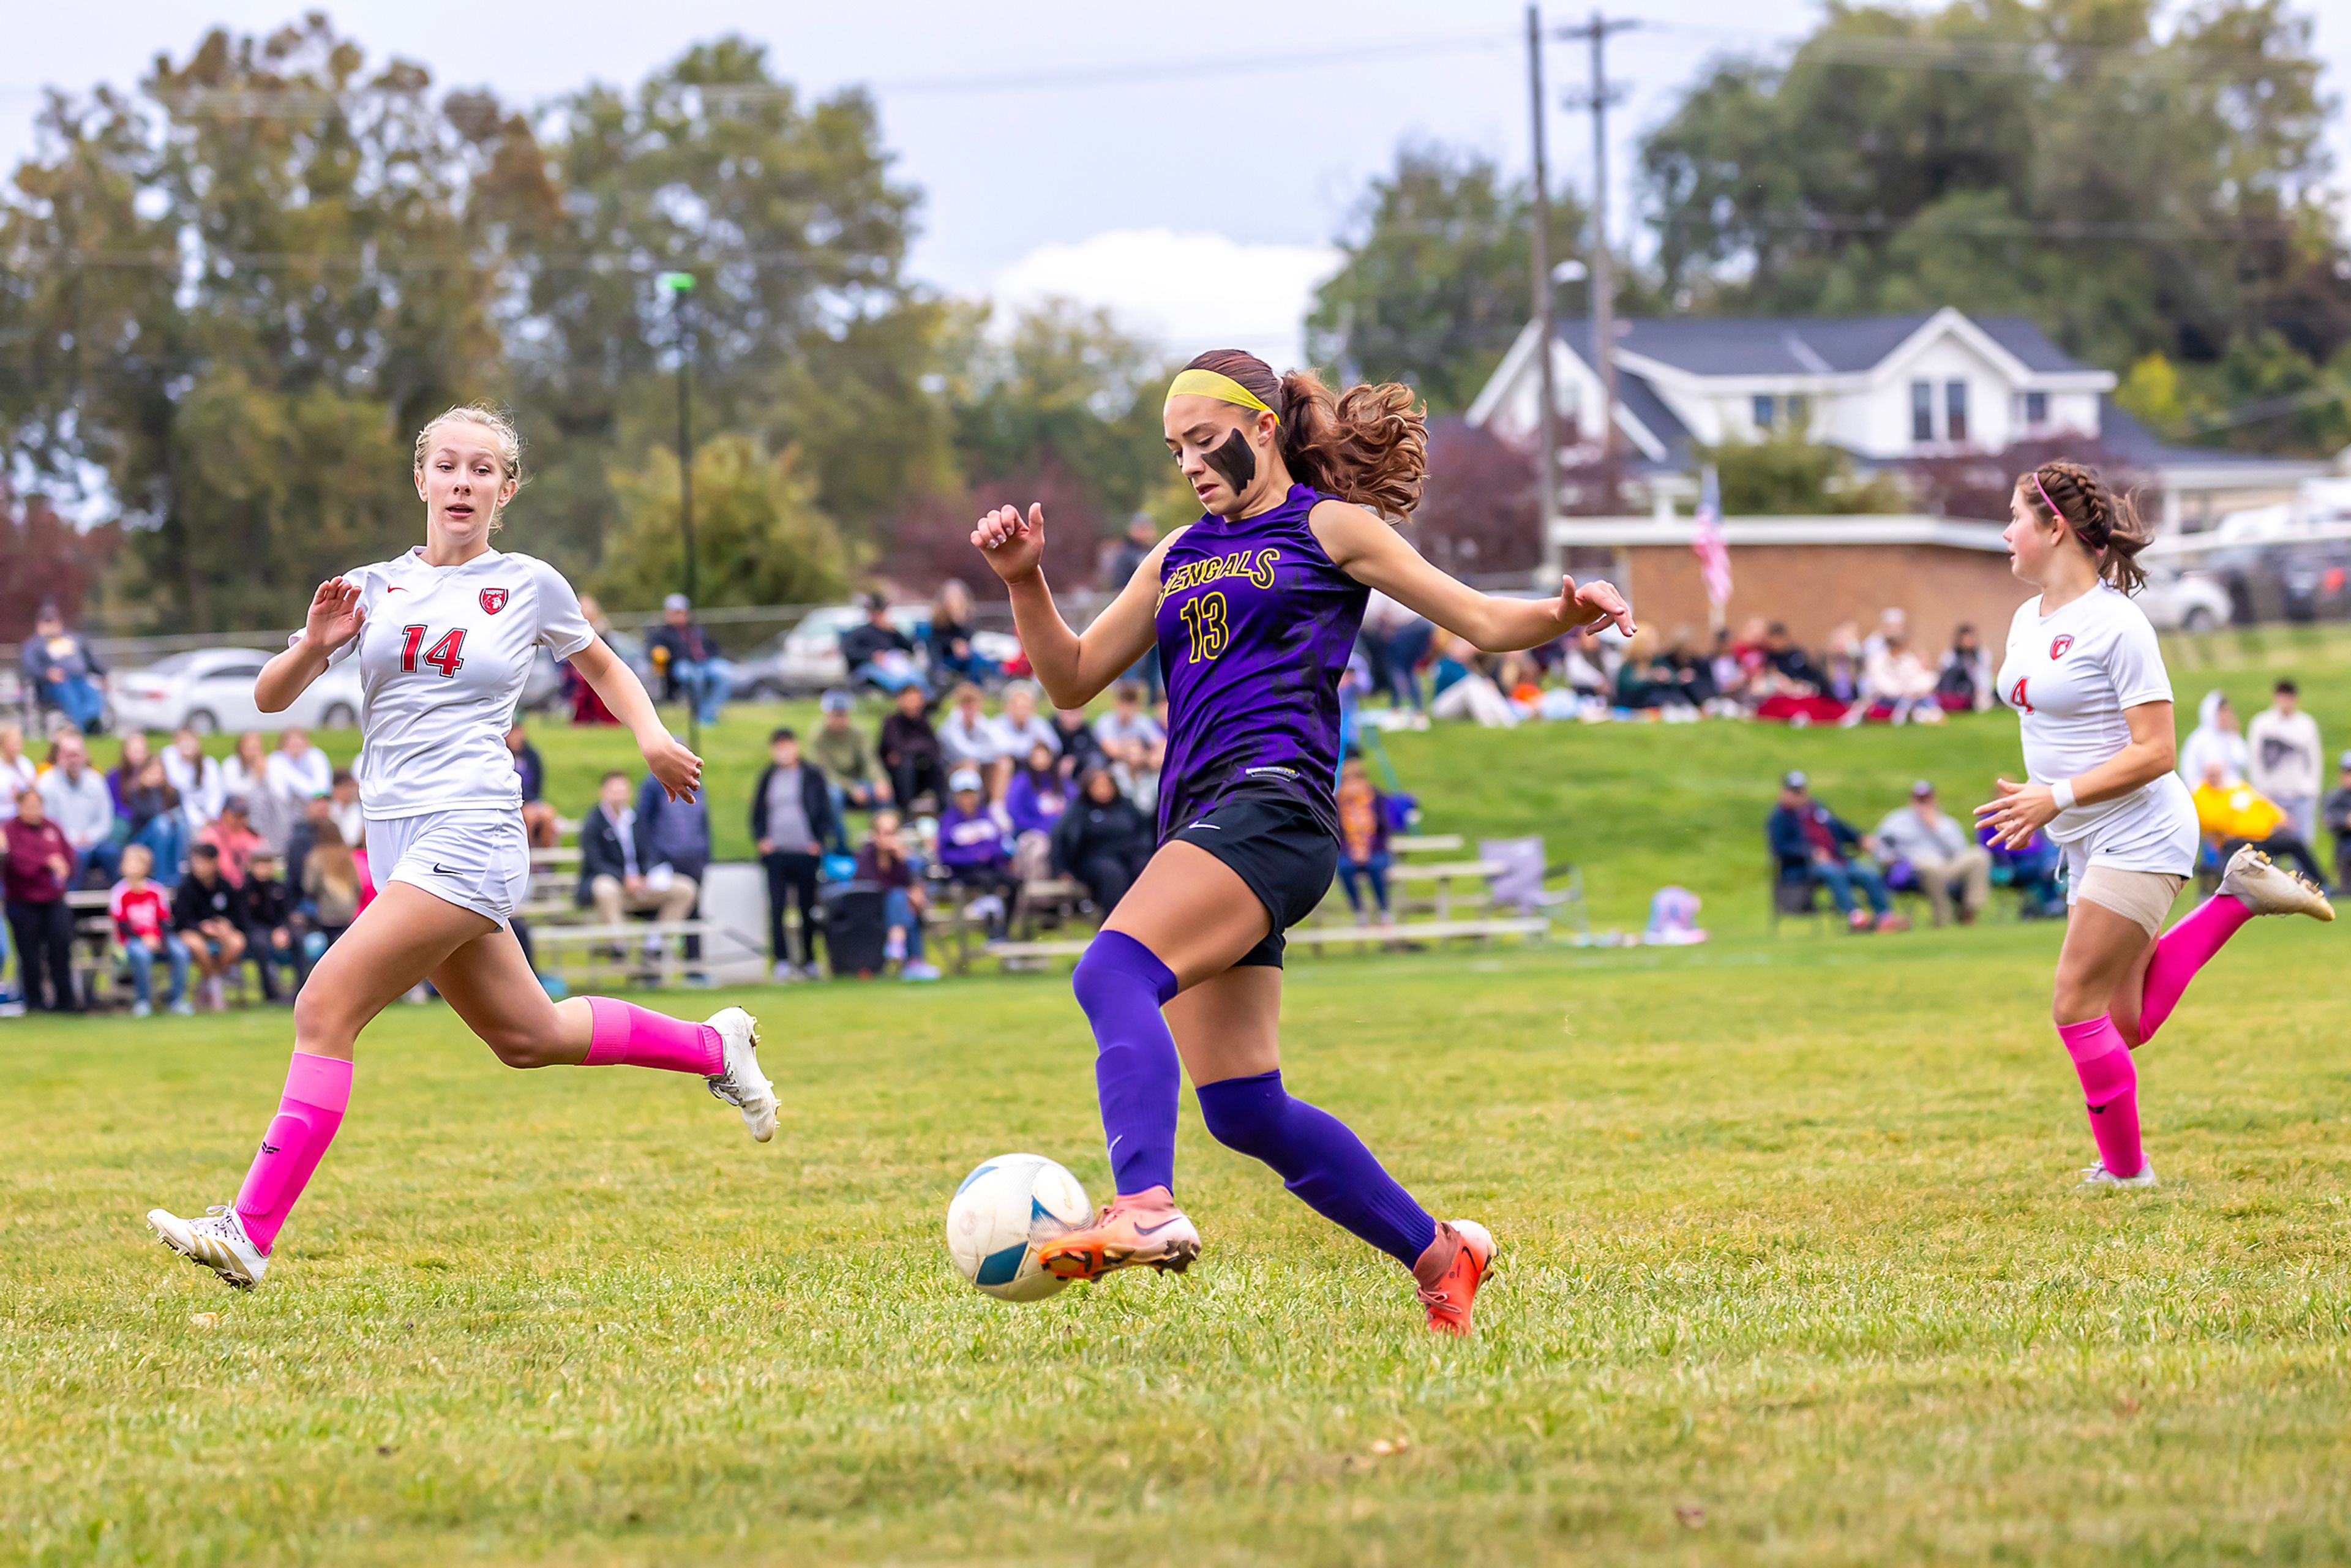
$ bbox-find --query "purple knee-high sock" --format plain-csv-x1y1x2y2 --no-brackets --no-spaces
1195,1070,1438,1266
1072,931,1182,1196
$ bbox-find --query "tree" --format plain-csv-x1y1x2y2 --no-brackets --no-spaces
598,433,849,610
507,39,952,565
1305,144,1599,413
1640,0,2347,452
0,18,506,631
880,298,1176,595
1411,420,1540,578
0,485,121,640
1693,432,1906,516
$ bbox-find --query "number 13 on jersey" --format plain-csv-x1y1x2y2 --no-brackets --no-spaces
1177,591,1229,664
399,624,468,678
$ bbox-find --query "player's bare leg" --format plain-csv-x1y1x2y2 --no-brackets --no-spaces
429,926,776,1140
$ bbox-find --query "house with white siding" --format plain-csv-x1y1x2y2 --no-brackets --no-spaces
1466,306,2323,534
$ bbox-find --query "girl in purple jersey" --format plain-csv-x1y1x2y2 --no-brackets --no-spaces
970,350,1633,1334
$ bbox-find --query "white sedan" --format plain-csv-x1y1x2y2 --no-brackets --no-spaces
2138,565,2232,633
110,647,364,735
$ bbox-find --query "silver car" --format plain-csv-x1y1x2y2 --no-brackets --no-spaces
110,647,365,735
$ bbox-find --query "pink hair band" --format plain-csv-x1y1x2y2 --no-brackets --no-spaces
2032,471,2066,529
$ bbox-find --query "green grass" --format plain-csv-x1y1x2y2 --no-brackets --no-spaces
8,622,2348,1564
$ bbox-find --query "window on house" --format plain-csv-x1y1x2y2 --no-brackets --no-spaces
1752,394,1775,430
1911,380,1934,443
1945,380,1969,444
1787,394,1810,432
2025,390,2048,426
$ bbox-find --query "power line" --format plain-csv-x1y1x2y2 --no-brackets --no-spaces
0,19,2303,120
0,31,1521,116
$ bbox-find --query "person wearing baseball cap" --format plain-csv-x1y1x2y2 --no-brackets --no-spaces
645,594,734,727
809,690,888,818
936,765,1015,938
1872,781,1992,926
1768,770,1905,932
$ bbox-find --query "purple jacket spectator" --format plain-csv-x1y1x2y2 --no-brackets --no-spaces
936,803,1011,870
1004,768,1070,838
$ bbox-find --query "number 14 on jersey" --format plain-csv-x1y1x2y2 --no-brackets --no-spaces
399,624,467,678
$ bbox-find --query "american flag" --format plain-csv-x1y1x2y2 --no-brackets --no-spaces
1691,463,1732,609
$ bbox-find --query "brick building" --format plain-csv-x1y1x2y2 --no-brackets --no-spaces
1552,515,2022,653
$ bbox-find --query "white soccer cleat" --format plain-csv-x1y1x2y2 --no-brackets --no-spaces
702,1006,778,1143
2218,846,2334,921
2077,1159,2159,1190
148,1204,268,1288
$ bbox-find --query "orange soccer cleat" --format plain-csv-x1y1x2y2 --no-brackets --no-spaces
1035,1185,1202,1282
1415,1220,1496,1335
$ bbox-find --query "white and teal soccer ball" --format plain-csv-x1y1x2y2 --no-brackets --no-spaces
946,1153,1092,1302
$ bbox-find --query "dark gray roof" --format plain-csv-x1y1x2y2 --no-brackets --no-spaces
1613,370,1694,465
2098,397,2308,469
1559,311,2096,378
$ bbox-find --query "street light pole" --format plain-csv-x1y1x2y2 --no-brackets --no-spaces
1560,12,1637,515
657,270,698,752
1526,4,1562,582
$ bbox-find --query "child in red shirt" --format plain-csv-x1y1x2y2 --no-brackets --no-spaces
110,844,192,1016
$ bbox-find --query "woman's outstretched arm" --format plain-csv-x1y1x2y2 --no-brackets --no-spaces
1308,499,1635,652
569,638,703,802
970,503,1175,710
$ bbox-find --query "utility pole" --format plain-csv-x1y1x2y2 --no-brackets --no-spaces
657,270,699,752
1525,4,1562,580
1561,12,1637,514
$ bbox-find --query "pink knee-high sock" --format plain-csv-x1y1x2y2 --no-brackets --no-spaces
583,997,722,1075
2138,894,2254,1044
233,1051,352,1255
2058,1015,2144,1178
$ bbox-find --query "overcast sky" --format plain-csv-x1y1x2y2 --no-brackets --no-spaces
4,1,2346,369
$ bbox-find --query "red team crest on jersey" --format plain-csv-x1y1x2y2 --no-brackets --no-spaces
479,588,509,616
2049,634,2074,659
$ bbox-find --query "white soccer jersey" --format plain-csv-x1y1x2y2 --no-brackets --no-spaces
293,546,594,820
1997,583,2198,871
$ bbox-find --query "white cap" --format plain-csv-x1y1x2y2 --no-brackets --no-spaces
948,766,984,794
662,593,691,612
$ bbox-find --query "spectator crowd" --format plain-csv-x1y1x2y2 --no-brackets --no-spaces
12,576,2343,1012
1361,601,1997,733
2,717,369,1016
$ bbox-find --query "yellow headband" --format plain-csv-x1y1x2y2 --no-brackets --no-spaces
1165,368,1276,420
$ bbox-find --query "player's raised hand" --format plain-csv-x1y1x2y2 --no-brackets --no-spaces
304,577,366,653
642,732,704,804
1559,575,1635,637
970,503,1046,585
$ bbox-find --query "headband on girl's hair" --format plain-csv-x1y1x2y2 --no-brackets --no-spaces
2031,471,2067,530
1166,367,1276,420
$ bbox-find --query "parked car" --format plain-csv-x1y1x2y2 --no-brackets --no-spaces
2208,539,2351,625
110,647,364,734
730,605,919,699
2138,564,2232,632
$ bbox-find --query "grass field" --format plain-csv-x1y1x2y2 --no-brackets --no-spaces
7,625,2350,1564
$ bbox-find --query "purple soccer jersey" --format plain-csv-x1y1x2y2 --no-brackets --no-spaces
1152,484,1368,841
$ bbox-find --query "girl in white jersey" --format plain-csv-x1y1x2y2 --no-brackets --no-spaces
146,405,779,1289
1978,460,2330,1191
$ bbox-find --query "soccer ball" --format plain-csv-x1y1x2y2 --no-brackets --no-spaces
945,1153,1092,1302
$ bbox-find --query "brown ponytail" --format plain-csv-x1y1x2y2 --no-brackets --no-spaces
1179,349,1428,520
2019,459,2151,595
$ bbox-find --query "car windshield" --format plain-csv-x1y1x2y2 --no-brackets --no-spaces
135,652,200,677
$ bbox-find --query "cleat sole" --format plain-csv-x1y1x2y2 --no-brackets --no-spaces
1037,1232,1201,1283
